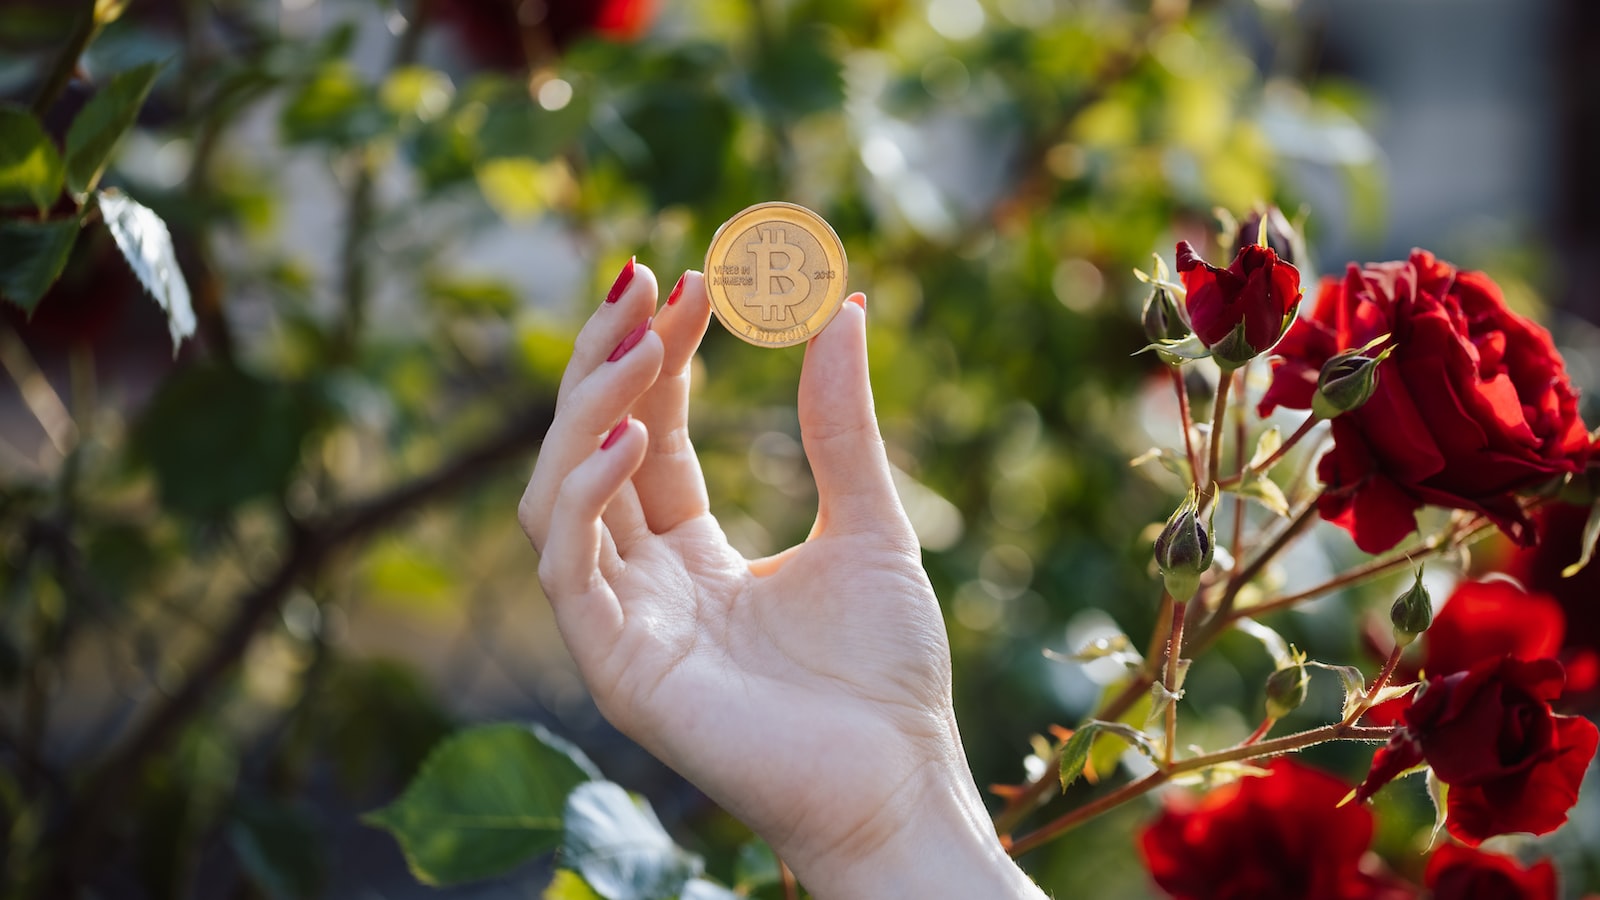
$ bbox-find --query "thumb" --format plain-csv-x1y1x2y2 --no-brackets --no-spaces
797,294,908,538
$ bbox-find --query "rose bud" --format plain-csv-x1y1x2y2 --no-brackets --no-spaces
1311,344,1393,419
1175,240,1302,370
1389,568,1433,648
1154,489,1213,602
1142,283,1191,346
1264,661,1309,720
1231,205,1300,267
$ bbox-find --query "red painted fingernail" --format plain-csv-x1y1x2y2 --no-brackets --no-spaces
601,416,630,450
666,272,687,306
604,256,636,304
606,317,652,362
848,292,866,310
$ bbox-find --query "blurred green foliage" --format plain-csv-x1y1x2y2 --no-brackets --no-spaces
6,0,1567,897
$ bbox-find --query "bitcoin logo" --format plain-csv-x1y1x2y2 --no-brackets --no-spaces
705,202,849,349
746,227,812,322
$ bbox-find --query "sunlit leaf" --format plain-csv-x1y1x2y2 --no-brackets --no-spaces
365,723,601,886
64,61,163,194
1130,447,1193,485
1561,499,1600,578
280,61,384,146
1233,618,1296,670
1057,725,1100,791
1247,426,1281,472
0,103,63,213
734,839,779,891
1307,661,1375,721
561,782,702,900
1237,475,1289,517
546,870,606,900
0,217,79,312
681,879,741,900
97,189,195,352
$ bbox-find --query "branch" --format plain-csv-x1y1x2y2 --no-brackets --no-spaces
45,399,555,889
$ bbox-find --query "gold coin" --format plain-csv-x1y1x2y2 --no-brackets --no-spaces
704,202,848,348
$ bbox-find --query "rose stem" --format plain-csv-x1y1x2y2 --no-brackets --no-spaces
1344,644,1406,726
1205,491,1321,634
1241,716,1275,746
1163,599,1189,767
1203,369,1234,505
1215,413,1320,489
1006,720,1396,857
1171,366,1201,490
1228,369,1247,579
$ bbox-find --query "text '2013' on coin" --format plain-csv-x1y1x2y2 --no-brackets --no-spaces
704,202,848,348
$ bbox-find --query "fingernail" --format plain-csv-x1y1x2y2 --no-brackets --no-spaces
607,317,652,362
601,416,630,450
848,292,866,310
604,256,636,304
667,272,687,306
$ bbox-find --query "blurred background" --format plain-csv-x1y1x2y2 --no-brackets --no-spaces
2,0,1598,897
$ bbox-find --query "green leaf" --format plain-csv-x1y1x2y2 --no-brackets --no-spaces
365,723,601,886
1057,724,1100,791
97,189,195,352
748,26,845,119
1046,632,1142,670
0,217,79,312
610,83,734,209
681,879,741,900
1307,661,1371,721
280,61,385,146
0,103,64,213
1129,446,1193,486
1088,679,1152,778
129,364,318,517
546,870,606,900
1424,770,1448,848
1233,618,1296,670
561,781,702,900
1133,332,1209,363
227,798,327,900
1237,475,1290,517
734,840,780,891
64,61,163,194
1085,720,1160,766
1247,426,1281,472
1561,499,1600,578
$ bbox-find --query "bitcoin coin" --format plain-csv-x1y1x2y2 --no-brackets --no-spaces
704,202,848,348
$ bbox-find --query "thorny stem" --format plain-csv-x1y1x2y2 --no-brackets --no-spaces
1345,645,1407,726
1241,717,1275,746
1162,600,1189,767
1205,492,1322,634
1171,367,1201,490
1228,370,1247,576
1007,720,1395,856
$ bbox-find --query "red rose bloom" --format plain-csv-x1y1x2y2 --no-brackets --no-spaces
429,0,655,69
1425,844,1557,900
1506,502,1600,702
1140,760,1405,900
1363,579,1567,727
1259,250,1594,554
1176,241,1301,365
1354,656,1598,846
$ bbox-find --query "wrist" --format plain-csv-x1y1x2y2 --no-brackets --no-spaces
783,754,1047,900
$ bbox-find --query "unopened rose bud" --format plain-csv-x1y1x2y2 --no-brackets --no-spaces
1142,284,1190,346
1312,345,1394,419
1264,662,1309,720
1232,205,1300,267
1390,568,1433,648
1154,489,1213,602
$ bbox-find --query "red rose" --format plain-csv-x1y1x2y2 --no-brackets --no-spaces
1424,844,1557,900
1140,760,1406,900
1506,502,1600,700
1176,241,1301,366
1259,251,1594,554
1354,656,1598,846
1362,579,1567,727
429,0,655,69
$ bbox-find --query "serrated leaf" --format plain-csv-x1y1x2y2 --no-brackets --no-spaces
1057,725,1100,792
1248,426,1282,472
1238,475,1290,517
364,723,599,886
1130,447,1193,485
1234,618,1297,670
64,61,163,194
1367,682,1419,708
97,190,194,352
1086,720,1160,765
0,217,79,312
1169,760,1270,789
1307,661,1370,721
1562,500,1600,578
561,782,702,900
0,103,64,213
1088,680,1153,778
1049,633,1143,669
1133,332,1209,362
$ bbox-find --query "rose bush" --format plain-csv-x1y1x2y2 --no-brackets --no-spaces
1425,844,1557,900
1139,760,1409,900
1354,656,1598,846
1259,250,1595,553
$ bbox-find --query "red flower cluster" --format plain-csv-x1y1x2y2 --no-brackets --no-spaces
1176,240,1301,367
1507,503,1600,705
1354,656,1597,846
1140,760,1409,899
1260,250,1594,554
1425,844,1557,900
429,0,655,69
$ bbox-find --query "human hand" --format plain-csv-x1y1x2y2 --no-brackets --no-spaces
518,260,1043,898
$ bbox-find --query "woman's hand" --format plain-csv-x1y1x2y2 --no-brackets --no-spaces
518,260,1043,898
